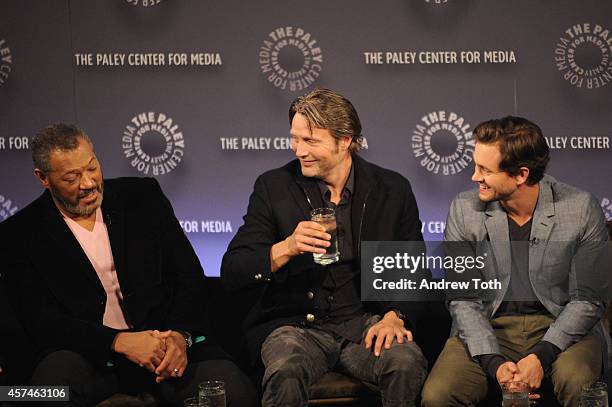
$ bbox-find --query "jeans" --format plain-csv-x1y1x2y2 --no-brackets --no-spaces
260,314,427,407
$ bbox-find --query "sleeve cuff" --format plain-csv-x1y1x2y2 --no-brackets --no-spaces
530,340,561,373
477,353,506,380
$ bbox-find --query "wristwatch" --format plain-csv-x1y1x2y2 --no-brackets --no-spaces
175,330,193,348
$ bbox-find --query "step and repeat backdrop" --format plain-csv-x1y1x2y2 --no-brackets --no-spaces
1,0,611,276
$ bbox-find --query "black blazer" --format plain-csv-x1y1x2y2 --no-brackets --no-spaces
0,178,208,367
221,155,426,360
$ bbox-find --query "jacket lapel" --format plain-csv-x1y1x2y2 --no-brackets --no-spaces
350,156,374,257
484,201,512,282
39,191,104,295
529,182,555,277
101,185,130,294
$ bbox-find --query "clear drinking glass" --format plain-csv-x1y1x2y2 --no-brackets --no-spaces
198,380,226,407
501,381,529,407
579,381,608,407
184,396,204,407
310,207,339,265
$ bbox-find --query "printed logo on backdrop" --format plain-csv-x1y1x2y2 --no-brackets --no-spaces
219,136,368,151
425,0,448,4
0,38,13,86
602,198,612,221
0,194,18,221
545,135,610,150
421,220,446,235
555,23,612,89
259,26,323,91
122,112,185,176
0,136,29,151
364,49,516,65
180,219,233,234
75,52,221,67
125,0,162,7
411,111,474,176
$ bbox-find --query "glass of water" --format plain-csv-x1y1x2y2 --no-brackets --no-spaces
198,380,226,407
310,207,339,265
501,381,529,407
579,381,608,407
184,396,205,406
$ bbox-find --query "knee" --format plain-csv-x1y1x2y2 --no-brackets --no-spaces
265,355,310,382
379,343,427,376
554,364,598,401
421,379,452,407
31,350,89,385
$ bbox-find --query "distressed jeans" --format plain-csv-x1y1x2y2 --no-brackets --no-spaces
260,314,427,407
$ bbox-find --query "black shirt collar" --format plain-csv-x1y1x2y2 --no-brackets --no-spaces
317,164,354,204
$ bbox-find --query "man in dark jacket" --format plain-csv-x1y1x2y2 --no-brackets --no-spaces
0,124,257,406
222,88,428,406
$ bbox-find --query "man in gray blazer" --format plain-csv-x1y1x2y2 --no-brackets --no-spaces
421,116,610,407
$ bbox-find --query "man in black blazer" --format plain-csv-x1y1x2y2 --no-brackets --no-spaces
0,124,256,406
222,88,428,407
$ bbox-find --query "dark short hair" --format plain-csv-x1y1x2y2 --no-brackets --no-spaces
289,88,364,153
32,123,92,173
473,116,550,185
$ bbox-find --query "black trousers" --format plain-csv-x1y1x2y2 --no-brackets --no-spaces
29,346,258,407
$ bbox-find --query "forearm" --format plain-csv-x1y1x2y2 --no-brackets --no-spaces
270,239,292,273
221,243,276,290
477,354,506,380
542,300,605,350
449,300,499,356
529,341,560,373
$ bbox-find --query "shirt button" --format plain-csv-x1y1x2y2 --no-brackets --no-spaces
307,291,314,300
254,273,262,281
327,295,334,302
306,313,315,323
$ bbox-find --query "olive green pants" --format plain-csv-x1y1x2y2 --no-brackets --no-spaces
421,315,602,407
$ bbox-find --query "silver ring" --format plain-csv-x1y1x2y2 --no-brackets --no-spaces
173,368,180,376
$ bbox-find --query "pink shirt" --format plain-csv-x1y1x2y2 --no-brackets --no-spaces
63,208,130,330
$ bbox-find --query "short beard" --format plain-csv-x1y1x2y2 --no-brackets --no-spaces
52,184,104,217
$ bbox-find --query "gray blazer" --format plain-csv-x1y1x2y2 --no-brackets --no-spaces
445,175,610,367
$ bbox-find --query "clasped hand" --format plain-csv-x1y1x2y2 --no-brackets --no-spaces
496,354,544,401
113,330,187,382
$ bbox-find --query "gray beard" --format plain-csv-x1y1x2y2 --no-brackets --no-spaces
52,187,103,217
